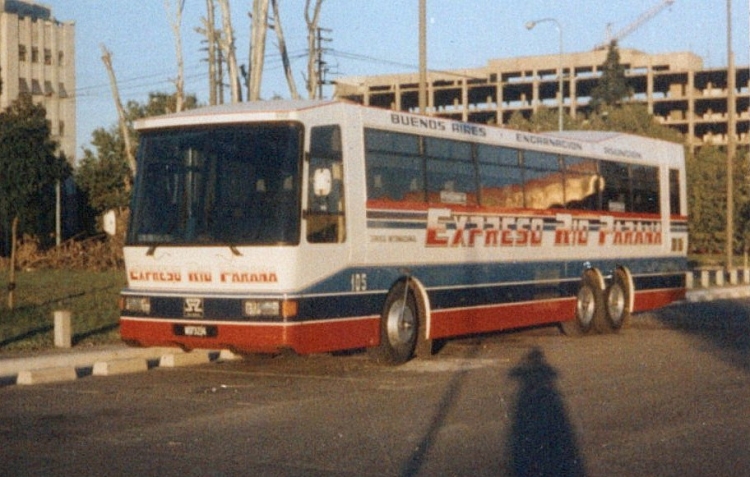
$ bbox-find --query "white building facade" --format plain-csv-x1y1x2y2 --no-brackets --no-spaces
0,0,75,162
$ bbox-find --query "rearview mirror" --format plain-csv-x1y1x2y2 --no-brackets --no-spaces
312,168,332,197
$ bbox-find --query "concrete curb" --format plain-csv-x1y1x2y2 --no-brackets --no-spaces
0,346,240,386
685,285,750,302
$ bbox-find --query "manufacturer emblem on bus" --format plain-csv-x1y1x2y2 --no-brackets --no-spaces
183,298,204,318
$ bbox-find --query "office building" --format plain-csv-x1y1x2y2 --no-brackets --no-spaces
0,0,75,162
335,48,749,153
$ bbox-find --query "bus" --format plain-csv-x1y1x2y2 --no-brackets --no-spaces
119,99,687,364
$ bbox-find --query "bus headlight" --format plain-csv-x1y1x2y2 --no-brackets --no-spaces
243,300,280,317
243,300,298,319
122,296,151,315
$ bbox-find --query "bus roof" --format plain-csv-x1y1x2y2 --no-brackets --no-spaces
134,99,340,131
134,99,683,167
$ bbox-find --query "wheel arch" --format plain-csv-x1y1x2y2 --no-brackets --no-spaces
391,274,433,358
612,265,635,313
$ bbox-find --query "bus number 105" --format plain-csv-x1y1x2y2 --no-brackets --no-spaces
351,273,367,292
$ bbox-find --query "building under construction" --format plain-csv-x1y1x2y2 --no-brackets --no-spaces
334,48,749,153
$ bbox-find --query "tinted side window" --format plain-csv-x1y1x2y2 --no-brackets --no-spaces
669,168,682,216
477,145,524,208
365,129,424,202
424,137,476,205
563,156,601,211
523,151,564,209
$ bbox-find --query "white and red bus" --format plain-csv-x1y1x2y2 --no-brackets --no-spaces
119,100,687,363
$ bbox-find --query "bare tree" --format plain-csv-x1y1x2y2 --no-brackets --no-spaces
270,0,300,99
305,0,324,99
164,0,186,112
216,0,242,103
196,0,222,105
248,0,269,101
100,45,136,175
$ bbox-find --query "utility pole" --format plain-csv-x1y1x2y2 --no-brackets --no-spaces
305,0,324,99
315,27,332,98
727,0,736,269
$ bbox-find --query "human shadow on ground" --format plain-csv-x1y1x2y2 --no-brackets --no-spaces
507,347,586,477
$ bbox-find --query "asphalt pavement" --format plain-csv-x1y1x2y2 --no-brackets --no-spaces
1,284,748,386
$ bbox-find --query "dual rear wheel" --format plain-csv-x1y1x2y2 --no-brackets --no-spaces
561,267,632,336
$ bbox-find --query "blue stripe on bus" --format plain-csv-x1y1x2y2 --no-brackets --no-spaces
123,257,686,324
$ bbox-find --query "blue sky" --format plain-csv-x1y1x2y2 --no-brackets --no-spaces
41,0,749,159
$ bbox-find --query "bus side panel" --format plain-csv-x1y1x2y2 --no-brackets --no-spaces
633,288,686,313
429,298,576,340
285,317,381,354
120,316,380,355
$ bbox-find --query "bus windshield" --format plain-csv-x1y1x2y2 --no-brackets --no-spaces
127,123,302,246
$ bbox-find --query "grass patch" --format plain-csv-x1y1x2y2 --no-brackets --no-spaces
0,269,125,352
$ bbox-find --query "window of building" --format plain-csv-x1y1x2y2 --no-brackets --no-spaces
31,47,39,63
44,49,52,65
19,45,27,62
31,79,43,95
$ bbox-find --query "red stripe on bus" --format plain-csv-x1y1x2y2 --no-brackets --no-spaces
633,288,686,312
120,317,380,355
429,298,576,339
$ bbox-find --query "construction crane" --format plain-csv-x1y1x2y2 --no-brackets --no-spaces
594,0,675,50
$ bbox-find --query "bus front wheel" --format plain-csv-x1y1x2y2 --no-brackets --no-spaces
369,281,419,365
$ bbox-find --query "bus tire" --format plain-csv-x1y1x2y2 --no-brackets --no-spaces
561,269,604,336
369,281,419,365
605,267,633,332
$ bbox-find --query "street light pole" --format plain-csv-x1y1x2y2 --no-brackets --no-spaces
526,18,564,131
418,0,427,114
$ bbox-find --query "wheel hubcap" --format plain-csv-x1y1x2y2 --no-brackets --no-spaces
607,283,626,326
386,298,415,345
577,286,595,327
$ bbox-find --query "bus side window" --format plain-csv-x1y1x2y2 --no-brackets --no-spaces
523,151,564,209
307,125,346,243
669,168,681,216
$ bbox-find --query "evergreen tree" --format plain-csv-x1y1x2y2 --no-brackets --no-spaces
589,41,631,111
0,94,69,253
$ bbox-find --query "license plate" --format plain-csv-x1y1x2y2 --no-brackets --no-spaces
184,325,208,337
